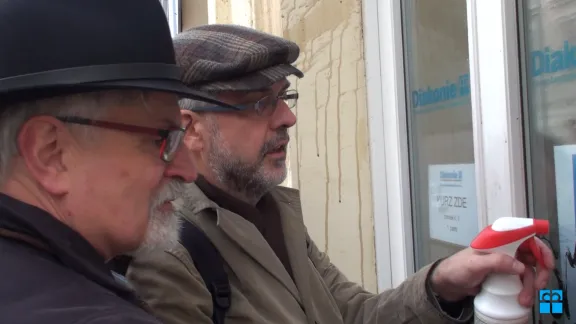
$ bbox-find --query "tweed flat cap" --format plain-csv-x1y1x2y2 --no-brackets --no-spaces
174,24,304,92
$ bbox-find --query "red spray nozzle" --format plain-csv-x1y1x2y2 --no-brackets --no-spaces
470,217,549,250
533,219,549,235
471,217,550,268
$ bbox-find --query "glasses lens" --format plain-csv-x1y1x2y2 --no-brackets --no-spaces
161,129,185,162
283,90,298,108
253,95,274,116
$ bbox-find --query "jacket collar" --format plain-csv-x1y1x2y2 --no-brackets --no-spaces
179,181,318,323
0,193,139,305
193,175,257,215
180,177,303,215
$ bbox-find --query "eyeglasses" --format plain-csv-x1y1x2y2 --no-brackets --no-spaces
56,116,187,163
247,89,299,116
189,89,299,116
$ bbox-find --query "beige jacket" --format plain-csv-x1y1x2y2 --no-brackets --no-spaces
127,184,470,324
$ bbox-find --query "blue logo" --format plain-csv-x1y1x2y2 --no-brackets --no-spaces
439,170,463,182
539,289,563,314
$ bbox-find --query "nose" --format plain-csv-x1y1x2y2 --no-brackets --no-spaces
163,144,197,183
270,100,297,129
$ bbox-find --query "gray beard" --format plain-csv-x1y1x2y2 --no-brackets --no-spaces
206,123,288,203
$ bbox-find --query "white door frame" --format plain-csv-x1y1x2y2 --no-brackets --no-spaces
467,0,528,225
363,0,528,291
362,0,415,291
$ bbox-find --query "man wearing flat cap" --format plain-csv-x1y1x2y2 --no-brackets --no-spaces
126,24,554,324
0,1,239,323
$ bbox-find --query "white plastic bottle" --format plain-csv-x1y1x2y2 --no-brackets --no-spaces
470,217,549,324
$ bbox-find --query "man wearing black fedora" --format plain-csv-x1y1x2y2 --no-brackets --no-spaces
0,1,233,323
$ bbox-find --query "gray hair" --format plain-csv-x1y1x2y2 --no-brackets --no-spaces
179,97,216,112
0,90,145,184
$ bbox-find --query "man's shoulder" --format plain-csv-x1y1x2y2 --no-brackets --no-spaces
0,239,159,324
1,304,160,324
0,273,159,324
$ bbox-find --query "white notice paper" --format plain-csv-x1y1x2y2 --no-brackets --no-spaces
428,163,478,246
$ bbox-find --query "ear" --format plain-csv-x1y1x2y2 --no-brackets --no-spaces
180,109,206,151
17,116,71,195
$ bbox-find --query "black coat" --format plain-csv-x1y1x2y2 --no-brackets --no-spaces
0,193,161,324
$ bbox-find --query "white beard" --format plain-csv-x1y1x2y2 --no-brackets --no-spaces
127,180,185,258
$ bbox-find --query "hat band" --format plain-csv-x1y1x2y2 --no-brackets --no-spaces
0,63,183,93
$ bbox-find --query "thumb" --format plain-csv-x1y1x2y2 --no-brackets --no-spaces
476,252,526,277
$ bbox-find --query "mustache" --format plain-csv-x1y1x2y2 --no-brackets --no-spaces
260,129,290,155
150,180,185,210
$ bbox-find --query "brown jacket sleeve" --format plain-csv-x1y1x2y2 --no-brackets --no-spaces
126,248,214,324
306,234,473,324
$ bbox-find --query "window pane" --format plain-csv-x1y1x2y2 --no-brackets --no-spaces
521,0,576,322
402,0,477,269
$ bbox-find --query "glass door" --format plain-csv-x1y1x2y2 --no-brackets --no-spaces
401,0,477,270
400,0,530,272
519,0,576,322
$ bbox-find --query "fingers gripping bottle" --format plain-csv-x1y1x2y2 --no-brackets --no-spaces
470,217,549,324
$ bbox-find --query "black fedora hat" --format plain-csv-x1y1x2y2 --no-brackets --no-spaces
0,0,230,107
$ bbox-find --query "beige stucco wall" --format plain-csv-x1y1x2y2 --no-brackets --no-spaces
180,0,377,292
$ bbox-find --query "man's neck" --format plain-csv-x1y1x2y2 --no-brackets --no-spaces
197,174,262,206
2,178,63,223
1,177,114,260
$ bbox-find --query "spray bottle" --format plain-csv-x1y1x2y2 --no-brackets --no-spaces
470,217,549,324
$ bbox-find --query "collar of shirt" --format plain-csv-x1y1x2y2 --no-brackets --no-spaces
194,174,277,233
195,175,260,215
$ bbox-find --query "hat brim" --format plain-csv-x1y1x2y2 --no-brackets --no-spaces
88,79,236,108
0,63,237,109
0,79,237,110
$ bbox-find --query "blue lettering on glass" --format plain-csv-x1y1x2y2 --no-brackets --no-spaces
412,74,470,109
413,40,576,111
532,40,576,77
529,40,576,86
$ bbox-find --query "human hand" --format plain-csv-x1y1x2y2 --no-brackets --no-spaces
429,237,555,307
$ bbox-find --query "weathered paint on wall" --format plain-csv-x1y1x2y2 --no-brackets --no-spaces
181,0,377,292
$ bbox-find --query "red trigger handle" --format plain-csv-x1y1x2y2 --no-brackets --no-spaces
519,237,544,267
